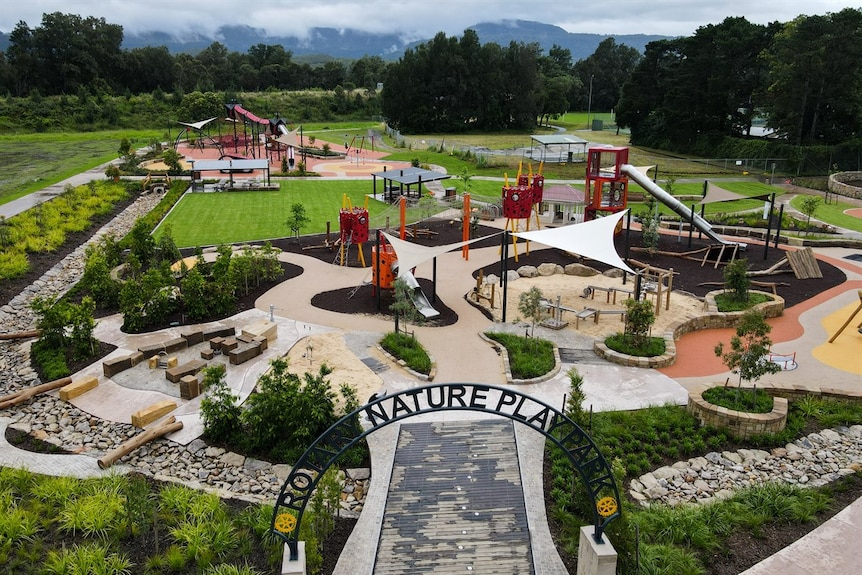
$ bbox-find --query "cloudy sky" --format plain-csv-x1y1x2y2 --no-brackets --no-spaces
2,1,856,39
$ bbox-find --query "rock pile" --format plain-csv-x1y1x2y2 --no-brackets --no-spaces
630,426,862,506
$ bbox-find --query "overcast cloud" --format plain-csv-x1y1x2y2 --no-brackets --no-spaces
2,1,856,40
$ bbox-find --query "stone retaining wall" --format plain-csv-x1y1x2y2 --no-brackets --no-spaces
829,171,862,200
688,389,788,439
599,290,783,368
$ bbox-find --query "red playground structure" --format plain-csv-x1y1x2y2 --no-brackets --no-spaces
501,163,545,261
584,146,629,221
338,196,369,267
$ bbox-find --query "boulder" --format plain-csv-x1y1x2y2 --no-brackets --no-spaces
603,268,625,278
565,263,600,277
537,263,563,276
517,265,539,278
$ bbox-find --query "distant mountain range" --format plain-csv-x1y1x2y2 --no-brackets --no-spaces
0,19,669,62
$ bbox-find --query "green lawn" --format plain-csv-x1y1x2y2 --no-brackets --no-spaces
789,195,862,232
630,181,781,217
0,130,163,206
155,180,436,248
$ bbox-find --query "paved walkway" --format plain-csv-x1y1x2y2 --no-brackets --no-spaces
1,165,862,573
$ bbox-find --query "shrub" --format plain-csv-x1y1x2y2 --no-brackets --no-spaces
380,331,432,374
605,332,666,357
483,332,554,379
241,359,336,461
703,386,774,413
200,365,242,446
623,297,656,349
714,309,782,385
722,257,751,303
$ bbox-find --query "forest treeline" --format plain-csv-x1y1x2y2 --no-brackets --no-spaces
1,10,860,168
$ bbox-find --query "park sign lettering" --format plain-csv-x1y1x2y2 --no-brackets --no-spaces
364,383,565,435
272,382,622,559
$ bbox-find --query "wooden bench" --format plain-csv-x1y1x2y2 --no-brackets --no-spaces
165,359,207,383
575,308,598,328
584,285,634,305
594,309,627,323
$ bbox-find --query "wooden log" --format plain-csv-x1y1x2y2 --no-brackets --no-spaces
59,376,99,402
0,330,41,341
97,416,183,469
0,377,72,410
131,399,177,428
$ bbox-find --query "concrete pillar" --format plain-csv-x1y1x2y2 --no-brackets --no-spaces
577,526,617,575
281,542,306,575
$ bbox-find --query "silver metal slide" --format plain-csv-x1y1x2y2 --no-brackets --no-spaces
399,269,441,319
621,164,744,247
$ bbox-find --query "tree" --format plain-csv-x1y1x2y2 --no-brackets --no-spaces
285,203,310,240
723,257,751,303
564,368,587,428
760,9,862,145
200,365,242,445
714,309,782,385
573,38,640,113
518,286,545,338
390,277,421,334
799,195,822,234
624,298,655,349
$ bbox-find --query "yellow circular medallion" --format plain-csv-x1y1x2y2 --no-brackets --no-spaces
274,513,297,533
596,497,618,518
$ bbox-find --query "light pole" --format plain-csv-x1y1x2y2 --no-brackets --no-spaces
587,74,594,130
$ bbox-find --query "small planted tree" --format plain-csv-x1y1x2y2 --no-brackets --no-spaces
723,257,751,303
565,368,587,428
714,309,782,386
624,297,655,350
285,203,310,241
639,197,660,254
799,195,821,235
518,286,545,339
389,277,420,334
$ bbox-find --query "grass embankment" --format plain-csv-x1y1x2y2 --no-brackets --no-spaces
0,131,162,206
789,195,862,233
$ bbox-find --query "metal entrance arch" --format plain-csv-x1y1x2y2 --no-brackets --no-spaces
270,382,621,561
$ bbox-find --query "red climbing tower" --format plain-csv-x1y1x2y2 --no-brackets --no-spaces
584,146,629,221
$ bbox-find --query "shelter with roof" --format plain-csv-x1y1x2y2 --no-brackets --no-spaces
529,135,590,163
371,167,450,201
535,184,586,225
188,158,273,192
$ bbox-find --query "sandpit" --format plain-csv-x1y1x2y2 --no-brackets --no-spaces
480,271,705,340
285,331,384,411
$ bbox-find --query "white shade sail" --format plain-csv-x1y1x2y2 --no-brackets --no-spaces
512,210,636,274
380,231,502,278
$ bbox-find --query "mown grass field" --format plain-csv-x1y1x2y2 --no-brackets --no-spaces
155,180,436,248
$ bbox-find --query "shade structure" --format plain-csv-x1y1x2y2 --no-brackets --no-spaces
274,128,301,148
512,210,636,274
380,231,501,278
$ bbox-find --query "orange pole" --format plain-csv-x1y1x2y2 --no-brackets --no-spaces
462,193,471,260
400,196,406,240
